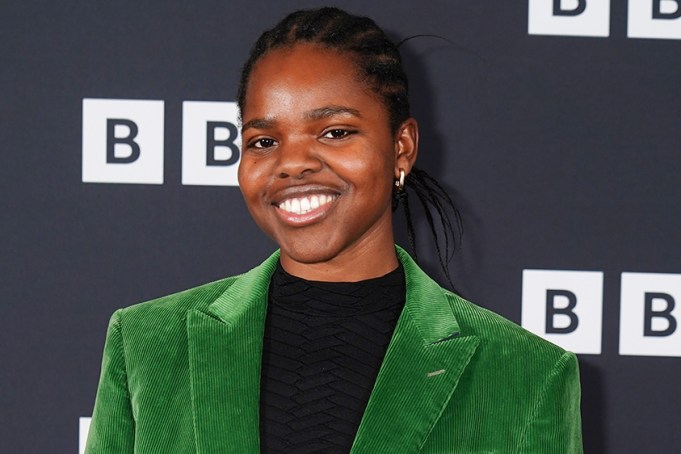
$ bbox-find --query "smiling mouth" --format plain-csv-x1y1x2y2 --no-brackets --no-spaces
277,194,338,215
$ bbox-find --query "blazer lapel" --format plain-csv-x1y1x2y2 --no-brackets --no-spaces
185,247,477,452
186,252,279,453
350,248,480,453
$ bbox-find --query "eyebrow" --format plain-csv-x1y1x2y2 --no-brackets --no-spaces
304,106,362,121
241,105,362,132
241,118,275,132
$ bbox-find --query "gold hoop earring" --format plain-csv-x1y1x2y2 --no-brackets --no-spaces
394,169,405,191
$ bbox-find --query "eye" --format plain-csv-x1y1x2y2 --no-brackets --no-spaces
322,128,355,139
248,138,277,149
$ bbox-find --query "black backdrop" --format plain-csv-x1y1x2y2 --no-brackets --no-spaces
1,1,680,453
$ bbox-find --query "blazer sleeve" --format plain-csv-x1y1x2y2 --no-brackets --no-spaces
85,310,135,453
518,351,584,454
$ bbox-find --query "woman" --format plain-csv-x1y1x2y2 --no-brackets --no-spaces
86,7,583,453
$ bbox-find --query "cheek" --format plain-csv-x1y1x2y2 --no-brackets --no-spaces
343,147,395,187
238,158,263,195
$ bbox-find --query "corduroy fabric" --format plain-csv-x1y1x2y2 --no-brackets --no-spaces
85,246,583,453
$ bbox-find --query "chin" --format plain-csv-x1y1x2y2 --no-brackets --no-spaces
275,231,350,265
280,243,342,265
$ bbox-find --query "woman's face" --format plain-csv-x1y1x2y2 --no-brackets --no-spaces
238,43,417,280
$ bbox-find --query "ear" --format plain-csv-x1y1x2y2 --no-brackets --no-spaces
394,118,419,179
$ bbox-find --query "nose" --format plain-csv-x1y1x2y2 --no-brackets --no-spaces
274,139,323,179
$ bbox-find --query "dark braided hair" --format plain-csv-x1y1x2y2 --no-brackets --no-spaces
237,7,409,133
237,7,463,287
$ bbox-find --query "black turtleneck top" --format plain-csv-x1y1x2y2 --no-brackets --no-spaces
259,262,406,453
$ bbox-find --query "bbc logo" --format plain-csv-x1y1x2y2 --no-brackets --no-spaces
522,270,681,356
82,98,241,186
528,0,681,39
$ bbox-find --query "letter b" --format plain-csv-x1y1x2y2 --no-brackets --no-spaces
106,119,141,164
206,121,240,167
653,0,681,19
522,270,603,354
528,0,610,37
553,0,587,16
643,292,677,336
546,289,579,333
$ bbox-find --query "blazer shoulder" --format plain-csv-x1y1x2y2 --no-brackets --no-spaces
114,274,241,329
444,290,570,364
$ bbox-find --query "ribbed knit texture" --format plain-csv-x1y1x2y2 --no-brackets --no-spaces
259,262,405,453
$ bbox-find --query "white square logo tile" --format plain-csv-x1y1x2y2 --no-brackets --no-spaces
522,269,603,354
628,0,681,40
82,98,164,184
620,272,681,357
79,417,91,454
182,101,241,186
528,0,611,37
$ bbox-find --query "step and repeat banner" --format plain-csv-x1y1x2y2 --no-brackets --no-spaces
1,1,680,453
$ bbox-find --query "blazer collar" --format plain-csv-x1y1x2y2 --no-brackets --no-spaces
186,251,279,453
350,247,480,453
187,247,479,453
395,246,463,343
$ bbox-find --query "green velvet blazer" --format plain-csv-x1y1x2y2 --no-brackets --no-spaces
86,247,583,453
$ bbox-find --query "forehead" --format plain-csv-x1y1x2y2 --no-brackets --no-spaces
242,43,385,119
251,43,358,86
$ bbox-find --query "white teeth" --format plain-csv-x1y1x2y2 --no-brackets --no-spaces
278,194,336,215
